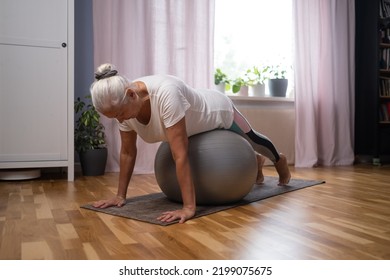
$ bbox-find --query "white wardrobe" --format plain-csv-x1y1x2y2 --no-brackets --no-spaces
0,0,74,181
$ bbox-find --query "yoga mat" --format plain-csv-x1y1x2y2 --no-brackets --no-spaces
81,176,325,226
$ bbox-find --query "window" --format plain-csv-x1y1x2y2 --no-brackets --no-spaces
214,0,294,96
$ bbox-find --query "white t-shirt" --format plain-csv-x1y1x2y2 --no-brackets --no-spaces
118,75,234,143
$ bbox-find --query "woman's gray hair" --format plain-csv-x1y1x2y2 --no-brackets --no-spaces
90,63,130,113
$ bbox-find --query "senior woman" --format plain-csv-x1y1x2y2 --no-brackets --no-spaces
90,63,290,224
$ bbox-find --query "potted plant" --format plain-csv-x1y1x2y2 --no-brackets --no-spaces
214,68,230,93
246,66,270,96
74,95,107,176
231,76,249,96
268,64,289,97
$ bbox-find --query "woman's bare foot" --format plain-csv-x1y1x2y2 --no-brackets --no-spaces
274,153,291,185
256,154,266,184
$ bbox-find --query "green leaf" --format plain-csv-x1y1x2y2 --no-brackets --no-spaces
232,84,240,93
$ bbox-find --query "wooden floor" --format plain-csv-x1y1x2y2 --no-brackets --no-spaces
0,164,389,260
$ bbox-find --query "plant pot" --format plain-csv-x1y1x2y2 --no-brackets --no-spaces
79,148,108,176
237,85,249,96
215,83,226,93
250,83,266,97
269,79,288,97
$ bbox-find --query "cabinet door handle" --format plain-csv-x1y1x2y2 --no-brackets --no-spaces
62,42,67,48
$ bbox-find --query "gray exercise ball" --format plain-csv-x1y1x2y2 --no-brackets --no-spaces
154,130,257,205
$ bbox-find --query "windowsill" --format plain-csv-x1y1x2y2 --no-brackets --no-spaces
227,94,294,102
227,94,295,108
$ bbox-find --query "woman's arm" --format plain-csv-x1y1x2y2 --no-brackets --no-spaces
93,130,137,208
157,117,196,223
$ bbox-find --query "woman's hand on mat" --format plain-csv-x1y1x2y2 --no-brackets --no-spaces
92,196,126,208
157,207,195,224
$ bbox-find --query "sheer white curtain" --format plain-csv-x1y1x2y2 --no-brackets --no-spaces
292,0,355,167
92,0,215,173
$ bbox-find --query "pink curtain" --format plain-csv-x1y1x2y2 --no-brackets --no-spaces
292,0,355,167
92,0,215,173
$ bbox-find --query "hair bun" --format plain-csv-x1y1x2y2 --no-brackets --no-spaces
95,63,118,80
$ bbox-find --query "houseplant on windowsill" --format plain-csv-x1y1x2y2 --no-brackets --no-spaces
246,66,270,96
214,68,230,93
74,95,107,176
268,64,288,97
231,76,250,96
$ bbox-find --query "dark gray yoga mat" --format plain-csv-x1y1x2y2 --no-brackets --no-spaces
81,176,325,226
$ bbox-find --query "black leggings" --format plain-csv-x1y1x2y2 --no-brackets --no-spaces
228,107,280,163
